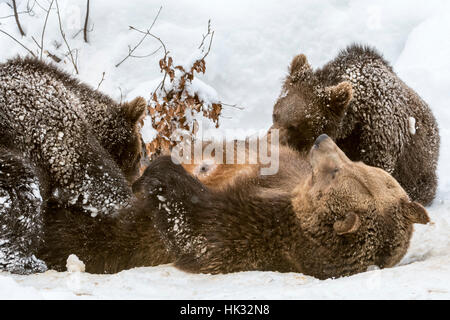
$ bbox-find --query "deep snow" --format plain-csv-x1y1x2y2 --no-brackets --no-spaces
0,0,450,299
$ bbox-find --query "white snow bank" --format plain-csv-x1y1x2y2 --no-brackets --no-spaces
1,202,449,300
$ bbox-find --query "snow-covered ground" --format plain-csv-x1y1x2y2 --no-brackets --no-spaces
1,0,450,299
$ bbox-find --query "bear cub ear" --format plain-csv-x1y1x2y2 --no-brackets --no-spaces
325,81,353,116
333,212,361,235
289,53,312,74
402,200,430,225
121,96,147,124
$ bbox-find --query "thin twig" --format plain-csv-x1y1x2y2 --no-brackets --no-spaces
72,28,82,39
72,23,93,39
196,19,214,61
198,19,211,49
52,40,61,49
34,0,49,12
0,0,36,19
96,72,105,90
83,0,90,43
220,102,244,110
128,25,169,94
31,36,41,49
75,48,79,69
55,0,79,74
118,87,123,104
26,0,36,17
129,45,162,58
115,6,162,68
40,0,54,60
0,28,36,57
12,0,26,36
200,31,214,60
45,50,62,63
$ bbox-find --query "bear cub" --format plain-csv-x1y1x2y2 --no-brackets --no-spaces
272,44,440,205
0,57,146,273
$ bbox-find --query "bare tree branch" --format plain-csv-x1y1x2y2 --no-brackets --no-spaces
129,45,161,58
26,0,36,17
198,19,211,49
52,40,62,49
128,25,169,94
115,6,162,68
198,21,214,60
40,0,54,60
83,0,90,43
0,0,35,19
0,28,36,57
34,0,50,13
45,50,62,63
220,102,244,110
55,0,79,74
96,72,105,90
12,0,26,36
118,87,123,104
73,23,93,39
72,28,82,39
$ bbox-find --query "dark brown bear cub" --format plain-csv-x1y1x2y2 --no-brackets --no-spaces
272,44,440,205
133,134,429,279
0,57,146,273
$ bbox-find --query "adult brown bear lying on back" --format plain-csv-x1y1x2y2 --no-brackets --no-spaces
132,134,430,280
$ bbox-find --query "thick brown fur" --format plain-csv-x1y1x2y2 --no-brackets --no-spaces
37,200,173,274
272,44,440,205
0,57,146,273
1,57,146,183
133,134,429,279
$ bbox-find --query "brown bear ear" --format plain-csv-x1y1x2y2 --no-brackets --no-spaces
333,212,361,235
402,200,430,224
325,81,353,116
289,54,312,74
121,96,147,123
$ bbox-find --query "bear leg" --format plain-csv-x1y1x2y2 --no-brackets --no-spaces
133,156,210,259
0,148,47,274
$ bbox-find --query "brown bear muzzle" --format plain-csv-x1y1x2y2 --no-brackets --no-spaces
313,134,329,148
309,134,352,171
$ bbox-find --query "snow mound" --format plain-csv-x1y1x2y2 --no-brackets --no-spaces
66,254,86,273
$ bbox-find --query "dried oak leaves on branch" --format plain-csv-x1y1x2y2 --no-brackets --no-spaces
145,54,222,157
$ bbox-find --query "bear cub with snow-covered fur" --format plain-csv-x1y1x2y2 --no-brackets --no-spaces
272,44,440,205
0,57,146,273
133,134,430,279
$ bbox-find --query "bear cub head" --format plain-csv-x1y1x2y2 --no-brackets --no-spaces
272,54,353,151
109,96,147,183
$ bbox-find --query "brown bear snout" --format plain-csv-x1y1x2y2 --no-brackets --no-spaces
309,134,352,173
313,134,329,148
